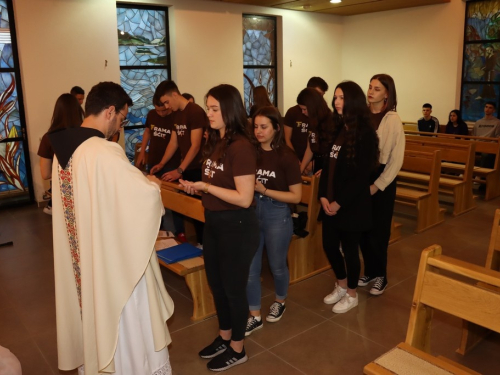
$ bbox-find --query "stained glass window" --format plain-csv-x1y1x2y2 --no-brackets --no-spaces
243,15,277,115
117,5,170,162
461,1,500,121
0,0,32,207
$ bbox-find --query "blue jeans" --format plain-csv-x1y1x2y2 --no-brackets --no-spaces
247,194,293,311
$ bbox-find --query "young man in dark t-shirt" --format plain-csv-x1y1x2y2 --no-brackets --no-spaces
417,103,439,134
284,76,328,164
150,80,208,182
136,97,181,174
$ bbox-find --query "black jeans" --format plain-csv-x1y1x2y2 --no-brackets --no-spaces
322,216,361,290
203,207,259,341
359,178,396,279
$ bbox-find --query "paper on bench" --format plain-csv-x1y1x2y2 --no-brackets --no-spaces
155,238,178,251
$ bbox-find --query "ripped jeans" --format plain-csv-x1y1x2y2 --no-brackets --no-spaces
246,194,293,311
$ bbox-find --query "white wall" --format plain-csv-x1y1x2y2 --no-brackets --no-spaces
341,0,465,123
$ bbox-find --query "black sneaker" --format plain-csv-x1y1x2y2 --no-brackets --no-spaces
266,301,286,322
370,276,388,296
358,275,376,287
199,336,230,359
207,346,248,372
245,316,263,336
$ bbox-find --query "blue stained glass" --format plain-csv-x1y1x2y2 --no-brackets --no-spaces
0,0,9,29
117,7,167,66
0,140,28,195
461,83,500,121
124,128,145,164
243,68,275,115
120,69,168,126
0,73,19,140
466,1,500,40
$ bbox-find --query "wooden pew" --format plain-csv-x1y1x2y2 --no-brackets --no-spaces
395,150,445,233
288,176,330,284
159,181,215,322
404,130,500,201
401,136,476,216
459,208,500,354
364,244,500,375
389,218,402,244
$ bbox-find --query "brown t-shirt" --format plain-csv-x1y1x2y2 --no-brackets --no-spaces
38,132,54,159
146,109,181,169
256,148,302,193
326,126,346,202
173,102,208,170
284,105,308,160
202,135,257,211
370,111,387,131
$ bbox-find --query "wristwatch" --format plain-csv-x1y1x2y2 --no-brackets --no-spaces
176,167,184,175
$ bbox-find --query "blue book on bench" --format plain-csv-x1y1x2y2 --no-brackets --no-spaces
156,243,202,264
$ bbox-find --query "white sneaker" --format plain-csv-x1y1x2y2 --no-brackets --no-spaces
332,293,358,313
43,206,52,215
323,283,347,304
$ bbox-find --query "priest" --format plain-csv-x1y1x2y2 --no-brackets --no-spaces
49,81,174,374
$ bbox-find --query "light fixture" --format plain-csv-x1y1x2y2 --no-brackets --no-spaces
330,0,342,3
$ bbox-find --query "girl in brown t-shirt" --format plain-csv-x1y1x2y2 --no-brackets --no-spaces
37,93,83,214
245,106,302,336
318,81,379,315
179,84,259,372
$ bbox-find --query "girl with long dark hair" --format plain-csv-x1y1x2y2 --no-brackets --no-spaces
245,106,302,336
358,74,405,296
296,88,333,174
319,81,379,313
180,84,259,372
445,109,469,135
38,93,83,214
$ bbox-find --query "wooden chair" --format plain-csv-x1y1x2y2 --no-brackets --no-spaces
364,244,500,375
459,208,500,354
402,136,476,216
395,150,445,233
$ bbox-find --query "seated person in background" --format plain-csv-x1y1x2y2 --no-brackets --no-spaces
182,93,195,103
417,103,439,134
284,77,329,164
473,101,500,138
473,101,500,169
445,109,469,135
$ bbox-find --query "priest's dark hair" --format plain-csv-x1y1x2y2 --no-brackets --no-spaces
84,82,132,117
48,93,84,132
203,84,254,162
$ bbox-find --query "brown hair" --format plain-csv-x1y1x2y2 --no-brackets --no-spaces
48,93,84,132
370,73,398,112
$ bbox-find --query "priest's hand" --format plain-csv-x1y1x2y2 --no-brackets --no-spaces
146,175,162,188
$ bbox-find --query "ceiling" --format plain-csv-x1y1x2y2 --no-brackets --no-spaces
200,0,451,16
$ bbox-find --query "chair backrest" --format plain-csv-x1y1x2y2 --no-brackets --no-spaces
401,150,442,193
406,244,500,352
486,208,500,272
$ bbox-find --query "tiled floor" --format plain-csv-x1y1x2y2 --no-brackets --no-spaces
1,196,500,374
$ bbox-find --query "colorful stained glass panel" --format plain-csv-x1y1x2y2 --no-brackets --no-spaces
243,16,275,66
120,68,168,125
463,42,500,82
117,8,167,66
465,1,500,41
0,140,28,193
461,83,500,121
0,73,20,140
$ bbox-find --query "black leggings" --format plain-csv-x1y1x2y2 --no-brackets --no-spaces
322,216,361,290
359,178,396,278
203,208,259,341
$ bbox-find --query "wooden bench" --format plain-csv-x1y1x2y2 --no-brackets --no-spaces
404,130,500,201
459,208,500,355
401,136,476,216
159,181,215,322
288,176,330,284
364,244,500,375
395,150,445,233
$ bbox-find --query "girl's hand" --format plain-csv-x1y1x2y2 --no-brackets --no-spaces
329,201,340,215
370,184,379,196
255,180,265,194
320,197,335,216
179,179,205,195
